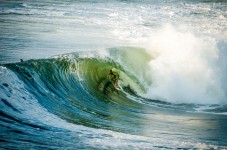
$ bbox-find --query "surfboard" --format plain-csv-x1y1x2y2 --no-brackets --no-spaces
113,82,121,90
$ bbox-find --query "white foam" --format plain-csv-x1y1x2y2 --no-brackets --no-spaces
145,24,226,104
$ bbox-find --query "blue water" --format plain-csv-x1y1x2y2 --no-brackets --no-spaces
1,0,227,149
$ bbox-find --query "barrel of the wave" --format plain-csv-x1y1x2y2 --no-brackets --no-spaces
76,48,154,99
75,58,124,97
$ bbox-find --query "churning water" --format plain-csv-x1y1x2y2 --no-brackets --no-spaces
0,0,227,149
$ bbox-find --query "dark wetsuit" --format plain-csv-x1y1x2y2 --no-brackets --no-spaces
109,70,119,84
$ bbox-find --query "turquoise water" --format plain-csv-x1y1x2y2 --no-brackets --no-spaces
1,0,227,149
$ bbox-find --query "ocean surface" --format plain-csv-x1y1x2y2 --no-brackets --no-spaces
0,0,227,149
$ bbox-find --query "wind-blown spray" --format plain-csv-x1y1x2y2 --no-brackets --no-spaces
145,25,226,104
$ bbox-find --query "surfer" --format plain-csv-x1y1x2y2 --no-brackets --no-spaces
98,69,120,94
109,69,119,85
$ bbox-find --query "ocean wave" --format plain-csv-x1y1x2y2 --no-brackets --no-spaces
1,47,227,149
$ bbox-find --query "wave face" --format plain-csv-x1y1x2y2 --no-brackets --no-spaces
1,47,227,149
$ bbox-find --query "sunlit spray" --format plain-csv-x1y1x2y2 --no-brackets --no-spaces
145,24,226,104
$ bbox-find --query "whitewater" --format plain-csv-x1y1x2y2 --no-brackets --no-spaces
0,0,227,149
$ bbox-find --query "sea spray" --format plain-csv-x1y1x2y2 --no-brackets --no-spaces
145,24,226,104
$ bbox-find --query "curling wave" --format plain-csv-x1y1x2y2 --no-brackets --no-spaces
1,47,227,149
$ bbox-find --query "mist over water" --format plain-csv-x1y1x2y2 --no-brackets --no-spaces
145,24,227,104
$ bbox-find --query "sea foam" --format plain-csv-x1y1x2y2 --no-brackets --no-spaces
145,24,226,104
